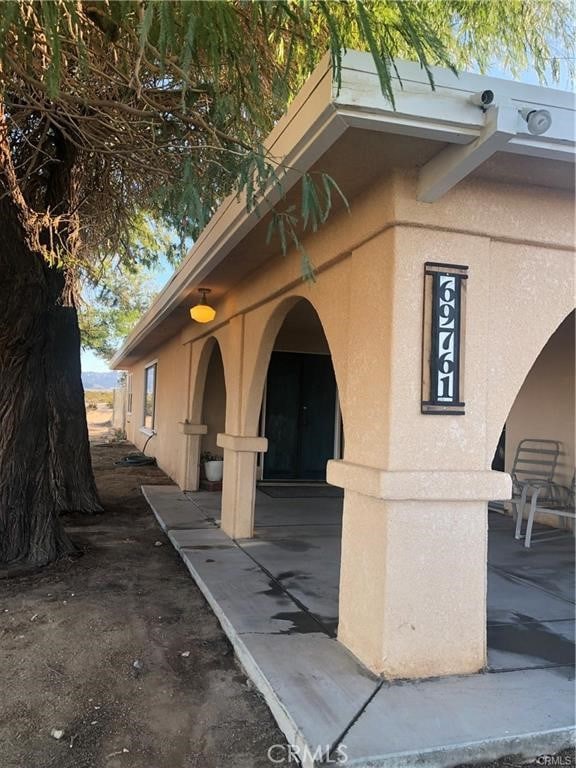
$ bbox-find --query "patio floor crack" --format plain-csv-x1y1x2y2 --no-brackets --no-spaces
325,678,386,764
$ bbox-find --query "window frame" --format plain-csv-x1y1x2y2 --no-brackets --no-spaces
142,361,158,433
126,372,133,415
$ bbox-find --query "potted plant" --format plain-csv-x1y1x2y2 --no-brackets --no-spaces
201,451,224,482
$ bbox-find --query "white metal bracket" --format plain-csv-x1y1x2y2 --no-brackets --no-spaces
417,103,519,203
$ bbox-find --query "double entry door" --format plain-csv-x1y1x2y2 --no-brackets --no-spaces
263,351,337,481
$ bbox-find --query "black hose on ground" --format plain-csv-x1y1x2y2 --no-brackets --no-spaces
114,432,157,466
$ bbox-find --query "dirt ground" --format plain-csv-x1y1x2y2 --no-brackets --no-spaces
0,442,285,768
86,406,115,442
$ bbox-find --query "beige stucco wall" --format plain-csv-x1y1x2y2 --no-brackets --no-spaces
125,333,188,483
125,170,575,484
122,166,574,678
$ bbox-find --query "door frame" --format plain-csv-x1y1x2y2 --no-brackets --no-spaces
258,350,340,481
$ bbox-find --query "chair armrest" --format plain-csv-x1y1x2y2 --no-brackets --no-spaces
529,481,571,509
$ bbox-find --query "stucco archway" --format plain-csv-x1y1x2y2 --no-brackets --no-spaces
485,247,575,465
199,343,227,462
189,335,229,426
183,335,228,492
492,309,575,494
247,297,346,635
242,294,348,442
255,298,345,482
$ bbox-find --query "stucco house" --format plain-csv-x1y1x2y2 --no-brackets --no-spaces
111,52,575,763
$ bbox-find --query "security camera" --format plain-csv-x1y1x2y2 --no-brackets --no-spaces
519,107,552,136
469,90,495,109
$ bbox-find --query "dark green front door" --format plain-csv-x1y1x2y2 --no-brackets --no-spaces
263,352,336,480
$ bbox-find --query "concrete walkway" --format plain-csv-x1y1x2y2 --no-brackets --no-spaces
142,485,575,767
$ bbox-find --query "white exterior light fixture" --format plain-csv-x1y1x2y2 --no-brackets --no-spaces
519,107,553,135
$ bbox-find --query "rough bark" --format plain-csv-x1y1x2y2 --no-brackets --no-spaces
0,163,76,566
45,267,102,514
41,128,102,515
0,105,100,567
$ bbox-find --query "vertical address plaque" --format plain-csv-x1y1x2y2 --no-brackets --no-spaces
421,262,468,415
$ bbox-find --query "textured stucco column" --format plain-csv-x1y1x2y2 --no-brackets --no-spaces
178,423,208,491
328,460,511,679
217,434,268,539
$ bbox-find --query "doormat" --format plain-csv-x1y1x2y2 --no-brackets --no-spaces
258,485,343,499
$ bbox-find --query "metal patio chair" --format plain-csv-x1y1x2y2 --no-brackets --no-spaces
523,474,576,548
504,439,562,540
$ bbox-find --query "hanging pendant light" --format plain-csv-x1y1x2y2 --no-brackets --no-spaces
190,288,216,323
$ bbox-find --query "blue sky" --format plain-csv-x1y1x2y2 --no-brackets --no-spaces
81,59,573,374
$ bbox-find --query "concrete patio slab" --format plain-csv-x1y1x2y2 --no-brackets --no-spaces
487,569,575,624
169,527,236,550
488,537,575,604
180,545,307,635
239,536,340,634
142,485,213,530
340,666,575,767
253,524,342,539
177,536,380,764
253,497,343,528
233,632,379,763
487,620,575,670
142,486,575,767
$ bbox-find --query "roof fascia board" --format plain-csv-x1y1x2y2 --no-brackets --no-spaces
335,54,575,151
505,139,576,161
340,50,575,111
340,107,574,164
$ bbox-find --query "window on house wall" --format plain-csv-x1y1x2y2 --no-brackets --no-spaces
143,363,157,430
126,373,133,415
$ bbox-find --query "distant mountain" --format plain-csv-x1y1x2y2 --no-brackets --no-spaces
82,371,119,390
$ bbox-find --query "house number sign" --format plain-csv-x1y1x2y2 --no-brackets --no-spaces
421,262,468,415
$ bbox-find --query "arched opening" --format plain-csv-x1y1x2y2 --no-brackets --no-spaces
198,341,227,489
486,309,574,671
239,298,345,635
258,300,343,482
500,311,574,494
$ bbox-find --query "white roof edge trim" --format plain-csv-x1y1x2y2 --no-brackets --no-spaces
339,51,576,110
111,51,575,369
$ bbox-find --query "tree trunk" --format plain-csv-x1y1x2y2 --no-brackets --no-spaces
0,103,101,568
0,108,95,566
45,267,103,514
39,126,102,515
0,212,76,566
